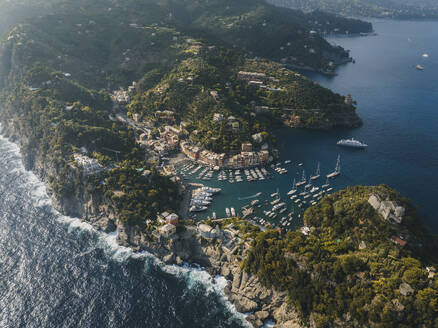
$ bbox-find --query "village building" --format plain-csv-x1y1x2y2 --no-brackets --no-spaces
159,224,176,238
344,94,353,105
73,153,102,175
180,141,201,161
241,143,253,152
237,71,267,81
231,121,240,131
368,193,405,224
213,113,224,122
391,236,407,247
426,266,436,279
166,213,179,226
252,132,264,143
197,224,222,239
157,211,170,224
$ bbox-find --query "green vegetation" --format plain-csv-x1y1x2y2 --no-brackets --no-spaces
242,185,438,327
101,163,180,226
268,0,438,20
128,49,359,154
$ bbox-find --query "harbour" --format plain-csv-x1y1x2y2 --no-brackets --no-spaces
175,152,343,231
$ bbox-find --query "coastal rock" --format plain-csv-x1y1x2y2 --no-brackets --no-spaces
276,321,302,328
245,315,264,328
176,256,183,266
220,264,231,280
399,282,414,296
273,303,301,327
255,310,269,321
163,253,175,265
230,294,259,313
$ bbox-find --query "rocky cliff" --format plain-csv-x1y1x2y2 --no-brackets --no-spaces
116,223,303,328
0,118,303,327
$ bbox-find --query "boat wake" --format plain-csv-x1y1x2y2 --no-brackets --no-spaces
238,192,262,200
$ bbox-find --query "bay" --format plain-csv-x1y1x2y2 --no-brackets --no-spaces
182,19,438,232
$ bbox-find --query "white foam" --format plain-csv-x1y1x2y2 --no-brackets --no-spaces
160,262,253,327
262,320,275,328
58,216,133,263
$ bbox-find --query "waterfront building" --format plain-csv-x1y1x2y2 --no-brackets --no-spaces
344,94,353,105
241,143,253,152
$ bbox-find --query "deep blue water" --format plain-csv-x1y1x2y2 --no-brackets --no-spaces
181,19,438,233
0,137,248,328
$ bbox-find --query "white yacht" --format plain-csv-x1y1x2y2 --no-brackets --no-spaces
337,138,367,149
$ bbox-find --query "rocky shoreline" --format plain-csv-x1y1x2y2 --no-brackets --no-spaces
0,120,303,328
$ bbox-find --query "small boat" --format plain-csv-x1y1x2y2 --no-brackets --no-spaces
231,208,236,216
287,178,297,195
284,160,292,164
226,208,231,217
416,64,425,71
271,198,280,205
423,53,429,58
296,170,306,187
310,162,320,180
327,155,341,178
305,179,312,189
190,205,208,212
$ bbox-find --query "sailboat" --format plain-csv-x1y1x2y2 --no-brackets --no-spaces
322,177,330,189
327,154,341,178
305,178,313,189
310,162,320,180
287,178,297,195
296,170,306,187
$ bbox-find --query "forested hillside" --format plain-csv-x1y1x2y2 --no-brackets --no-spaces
268,0,438,19
243,185,438,327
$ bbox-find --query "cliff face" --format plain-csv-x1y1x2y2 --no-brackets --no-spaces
0,118,300,327
0,119,116,231
117,223,303,328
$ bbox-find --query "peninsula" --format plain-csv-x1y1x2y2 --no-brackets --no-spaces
0,1,436,328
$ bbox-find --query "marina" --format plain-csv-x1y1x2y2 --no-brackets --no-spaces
175,153,344,231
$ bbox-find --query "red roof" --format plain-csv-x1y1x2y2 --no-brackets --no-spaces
391,236,407,246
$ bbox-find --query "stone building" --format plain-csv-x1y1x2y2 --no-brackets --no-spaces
368,193,405,224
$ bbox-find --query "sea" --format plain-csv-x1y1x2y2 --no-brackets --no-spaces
0,19,437,328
